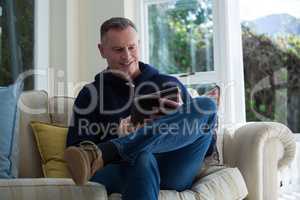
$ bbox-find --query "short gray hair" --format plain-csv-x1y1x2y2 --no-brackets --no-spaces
100,17,137,41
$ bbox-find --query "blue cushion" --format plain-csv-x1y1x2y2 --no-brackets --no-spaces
0,82,23,178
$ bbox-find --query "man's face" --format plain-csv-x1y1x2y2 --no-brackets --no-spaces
98,26,140,76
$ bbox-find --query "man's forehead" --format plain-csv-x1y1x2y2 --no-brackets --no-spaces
102,27,139,45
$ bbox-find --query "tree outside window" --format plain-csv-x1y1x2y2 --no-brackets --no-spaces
0,0,34,90
145,0,300,133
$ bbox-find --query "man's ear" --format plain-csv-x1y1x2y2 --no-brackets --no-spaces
98,43,106,58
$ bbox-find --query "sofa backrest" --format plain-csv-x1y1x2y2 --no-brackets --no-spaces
17,89,224,178
18,90,74,178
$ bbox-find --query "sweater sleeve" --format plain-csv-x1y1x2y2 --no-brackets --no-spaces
67,86,96,146
66,85,119,147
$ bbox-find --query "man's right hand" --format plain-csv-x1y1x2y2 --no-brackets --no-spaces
118,116,143,137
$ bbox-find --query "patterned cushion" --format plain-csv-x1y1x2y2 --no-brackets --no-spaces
202,86,221,165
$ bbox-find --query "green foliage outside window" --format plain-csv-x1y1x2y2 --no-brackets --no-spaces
147,0,300,132
0,0,34,90
148,0,214,74
242,26,300,132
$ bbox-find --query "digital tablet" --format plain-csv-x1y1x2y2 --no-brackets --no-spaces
130,86,180,125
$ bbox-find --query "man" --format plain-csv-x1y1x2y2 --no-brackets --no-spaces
65,17,217,200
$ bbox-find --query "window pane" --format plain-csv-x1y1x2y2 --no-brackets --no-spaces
0,0,34,90
240,0,300,133
147,0,214,74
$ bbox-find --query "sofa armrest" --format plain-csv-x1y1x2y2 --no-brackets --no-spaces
222,122,296,200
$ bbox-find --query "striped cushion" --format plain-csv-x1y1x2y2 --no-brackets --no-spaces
108,167,248,200
0,178,107,200
192,167,248,200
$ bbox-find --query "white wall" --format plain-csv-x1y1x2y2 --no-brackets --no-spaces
49,0,67,96
77,0,124,83
77,0,138,83
38,0,137,96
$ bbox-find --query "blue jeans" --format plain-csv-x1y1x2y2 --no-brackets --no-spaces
90,97,217,200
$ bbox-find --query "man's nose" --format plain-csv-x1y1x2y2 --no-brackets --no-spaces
121,48,131,60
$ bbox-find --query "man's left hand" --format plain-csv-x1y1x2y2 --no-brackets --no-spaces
147,93,183,121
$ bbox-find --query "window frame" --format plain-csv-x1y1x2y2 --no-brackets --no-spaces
137,0,246,126
34,0,49,91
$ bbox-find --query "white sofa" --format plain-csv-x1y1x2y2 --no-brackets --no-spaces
0,90,296,200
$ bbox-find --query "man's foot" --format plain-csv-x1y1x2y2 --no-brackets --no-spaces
64,141,104,185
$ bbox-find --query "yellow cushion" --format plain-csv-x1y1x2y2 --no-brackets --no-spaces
30,121,71,178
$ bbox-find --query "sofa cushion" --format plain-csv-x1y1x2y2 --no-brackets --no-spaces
0,178,107,200
0,82,23,178
30,121,70,178
108,167,247,200
18,90,51,178
49,96,75,126
192,167,248,200
202,85,222,166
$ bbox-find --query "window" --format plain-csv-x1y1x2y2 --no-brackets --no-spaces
139,0,246,125
140,0,217,93
0,0,34,90
145,0,214,74
240,1,300,192
240,0,300,133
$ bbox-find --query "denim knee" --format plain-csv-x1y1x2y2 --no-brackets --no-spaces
189,97,217,131
192,96,217,115
132,151,161,185
134,151,158,169
121,151,160,200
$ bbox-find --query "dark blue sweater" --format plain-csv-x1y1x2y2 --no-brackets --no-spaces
66,62,192,147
